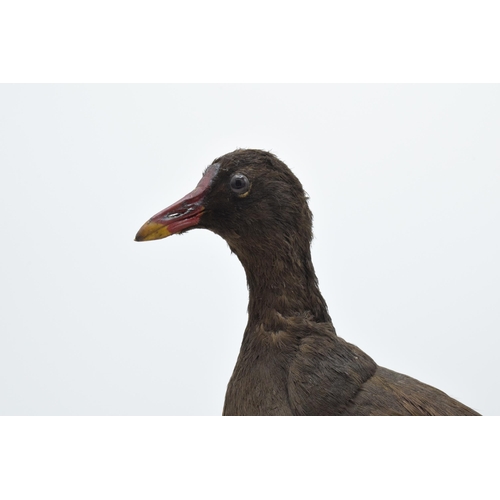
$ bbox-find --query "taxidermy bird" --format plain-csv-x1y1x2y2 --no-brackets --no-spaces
135,149,480,416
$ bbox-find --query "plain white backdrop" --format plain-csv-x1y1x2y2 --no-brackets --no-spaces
1,84,499,415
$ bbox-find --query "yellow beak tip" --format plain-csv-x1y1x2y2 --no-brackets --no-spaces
135,221,172,242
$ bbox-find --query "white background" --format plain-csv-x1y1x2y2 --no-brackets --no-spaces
1,84,498,415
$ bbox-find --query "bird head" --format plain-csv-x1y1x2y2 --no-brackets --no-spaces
135,149,313,256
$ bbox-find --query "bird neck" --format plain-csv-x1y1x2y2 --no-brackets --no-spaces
234,239,332,328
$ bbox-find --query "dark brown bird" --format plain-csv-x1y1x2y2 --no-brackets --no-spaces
135,149,480,416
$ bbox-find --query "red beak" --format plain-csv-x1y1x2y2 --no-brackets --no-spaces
135,163,220,242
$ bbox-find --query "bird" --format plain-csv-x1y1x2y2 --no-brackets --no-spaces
135,149,480,416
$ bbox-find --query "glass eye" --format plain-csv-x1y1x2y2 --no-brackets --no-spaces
230,173,250,195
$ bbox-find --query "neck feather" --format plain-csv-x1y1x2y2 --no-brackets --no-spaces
232,233,332,328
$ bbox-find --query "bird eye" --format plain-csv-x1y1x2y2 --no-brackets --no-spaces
230,173,250,195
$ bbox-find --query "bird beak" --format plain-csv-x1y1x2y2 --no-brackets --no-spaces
135,163,220,242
